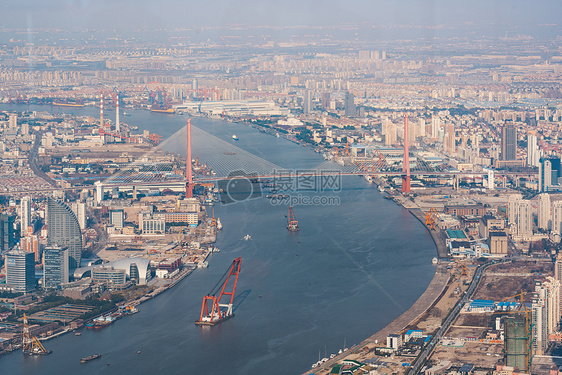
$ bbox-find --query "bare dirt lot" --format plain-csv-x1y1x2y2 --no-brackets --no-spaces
430,341,503,368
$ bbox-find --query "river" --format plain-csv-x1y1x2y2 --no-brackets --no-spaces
0,104,436,375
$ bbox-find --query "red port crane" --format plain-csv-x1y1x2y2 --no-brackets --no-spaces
195,257,242,326
287,206,299,232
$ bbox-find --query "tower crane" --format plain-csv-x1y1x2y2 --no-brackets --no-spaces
195,257,242,326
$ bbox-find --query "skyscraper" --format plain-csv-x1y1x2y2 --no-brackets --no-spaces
47,196,83,269
344,92,356,117
539,157,561,192
43,245,69,289
501,122,517,161
20,196,31,237
6,250,35,293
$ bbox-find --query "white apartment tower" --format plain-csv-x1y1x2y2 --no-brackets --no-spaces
20,196,31,237
553,201,562,235
517,200,533,238
532,277,560,355
538,193,551,231
527,132,540,167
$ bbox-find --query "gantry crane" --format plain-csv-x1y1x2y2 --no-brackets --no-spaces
195,257,242,326
22,313,51,356
424,208,440,230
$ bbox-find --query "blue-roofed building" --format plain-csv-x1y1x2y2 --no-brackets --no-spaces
404,330,423,342
468,299,495,312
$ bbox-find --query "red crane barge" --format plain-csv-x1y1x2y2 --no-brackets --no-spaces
195,257,242,326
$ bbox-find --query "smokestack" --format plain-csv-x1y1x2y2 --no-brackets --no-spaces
100,95,104,128
186,119,193,198
115,95,120,132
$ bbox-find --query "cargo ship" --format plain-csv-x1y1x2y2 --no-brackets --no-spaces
81,354,102,363
53,101,85,107
150,107,175,114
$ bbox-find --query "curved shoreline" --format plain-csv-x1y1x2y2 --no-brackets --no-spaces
306,207,450,372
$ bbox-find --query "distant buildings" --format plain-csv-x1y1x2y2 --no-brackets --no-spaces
43,245,69,289
46,196,83,269
6,250,35,293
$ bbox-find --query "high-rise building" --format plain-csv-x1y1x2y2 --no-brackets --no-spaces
46,196,83,269
532,277,560,355
71,202,86,230
20,196,31,237
110,209,124,229
555,254,562,312
1,211,15,252
384,123,397,146
303,90,312,114
20,235,40,263
9,114,17,128
501,122,517,161
553,202,562,236
516,200,532,238
418,118,425,138
408,117,416,144
527,132,540,167
538,193,551,231
504,314,532,371
344,92,356,117
43,245,69,289
508,194,522,226
431,116,440,139
6,250,35,293
539,157,561,192
444,123,455,155
321,92,330,111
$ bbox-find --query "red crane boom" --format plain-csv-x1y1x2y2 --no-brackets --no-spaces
195,257,242,326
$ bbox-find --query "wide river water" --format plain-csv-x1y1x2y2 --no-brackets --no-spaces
0,104,436,375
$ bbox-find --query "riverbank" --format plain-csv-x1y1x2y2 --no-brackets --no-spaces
304,206,451,373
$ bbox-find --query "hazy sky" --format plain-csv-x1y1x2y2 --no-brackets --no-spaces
0,0,560,37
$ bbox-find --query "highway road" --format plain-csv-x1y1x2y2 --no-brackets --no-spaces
407,260,502,374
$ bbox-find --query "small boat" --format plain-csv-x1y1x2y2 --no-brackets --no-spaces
81,354,102,363
243,234,251,241
75,332,81,336
216,218,222,230
232,134,239,141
